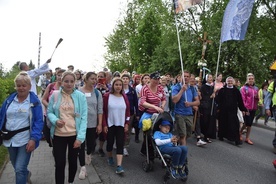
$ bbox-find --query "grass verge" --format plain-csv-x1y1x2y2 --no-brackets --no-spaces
0,146,8,176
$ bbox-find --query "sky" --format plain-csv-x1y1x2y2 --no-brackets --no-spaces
0,0,126,73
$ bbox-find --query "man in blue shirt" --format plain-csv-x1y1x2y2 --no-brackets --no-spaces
172,71,200,145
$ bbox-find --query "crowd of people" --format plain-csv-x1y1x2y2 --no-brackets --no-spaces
1,59,276,183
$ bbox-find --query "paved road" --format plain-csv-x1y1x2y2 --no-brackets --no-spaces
0,119,275,184
93,119,276,184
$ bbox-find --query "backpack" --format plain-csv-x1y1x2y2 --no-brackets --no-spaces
47,89,99,128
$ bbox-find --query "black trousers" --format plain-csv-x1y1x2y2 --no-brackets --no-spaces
53,135,79,184
78,128,97,167
106,126,125,155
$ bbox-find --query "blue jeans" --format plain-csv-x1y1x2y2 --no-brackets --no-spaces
161,146,188,168
8,145,31,184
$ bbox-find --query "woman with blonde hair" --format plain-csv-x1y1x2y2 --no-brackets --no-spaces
0,72,44,184
240,73,259,145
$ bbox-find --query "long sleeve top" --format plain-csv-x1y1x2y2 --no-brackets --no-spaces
0,92,44,148
47,88,88,143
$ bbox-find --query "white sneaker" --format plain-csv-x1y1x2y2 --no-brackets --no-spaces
123,148,129,156
131,128,135,134
78,166,87,180
196,139,207,146
85,154,92,165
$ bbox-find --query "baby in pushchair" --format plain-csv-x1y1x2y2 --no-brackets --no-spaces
153,119,188,180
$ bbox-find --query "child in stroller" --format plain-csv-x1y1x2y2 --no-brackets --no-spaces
153,120,188,180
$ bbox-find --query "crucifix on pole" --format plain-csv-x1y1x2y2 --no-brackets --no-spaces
198,32,212,80
200,32,212,59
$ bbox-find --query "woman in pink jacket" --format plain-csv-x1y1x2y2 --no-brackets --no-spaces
240,73,259,145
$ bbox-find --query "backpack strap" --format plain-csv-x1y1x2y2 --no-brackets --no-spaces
94,88,99,100
52,90,60,103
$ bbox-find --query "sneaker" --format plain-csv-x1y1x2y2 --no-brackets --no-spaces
27,171,32,184
204,138,212,143
78,166,87,180
196,139,207,146
131,128,135,134
170,167,180,179
123,148,129,156
85,154,92,165
116,165,125,174
107,157,115,166
98,149,105,157
178,167,187,179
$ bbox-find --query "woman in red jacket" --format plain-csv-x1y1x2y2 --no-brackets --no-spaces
102,77,130,175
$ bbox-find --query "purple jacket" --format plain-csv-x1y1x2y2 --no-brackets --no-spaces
240,84,259,111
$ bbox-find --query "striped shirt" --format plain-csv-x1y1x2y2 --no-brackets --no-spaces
139,84,166,114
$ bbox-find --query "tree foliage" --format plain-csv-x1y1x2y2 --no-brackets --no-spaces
104,0,275,84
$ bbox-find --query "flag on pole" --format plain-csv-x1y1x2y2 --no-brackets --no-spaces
173,0,202,14
220,0,254,43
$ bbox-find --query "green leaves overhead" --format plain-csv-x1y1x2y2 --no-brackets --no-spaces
105,0,275,84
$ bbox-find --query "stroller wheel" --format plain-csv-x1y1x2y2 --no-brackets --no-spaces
142,161,151,172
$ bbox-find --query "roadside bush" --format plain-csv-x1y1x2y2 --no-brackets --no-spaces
0,78,15,106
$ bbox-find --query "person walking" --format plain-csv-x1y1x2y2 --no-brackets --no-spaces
78,72,103,179
189,74,206,146
103,77,130,174
42,69,66,147
264,75,276,154
121,74,139,155
0,72,44,184
138,72,166,159
240,73,259,145
172,71,200,146
47,71,88,184
95,71,110,157
255,82,269,125
199,74,217,143
216,76,247,145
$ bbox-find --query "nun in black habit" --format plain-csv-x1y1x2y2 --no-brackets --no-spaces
199,74,217,142
216,76,247,145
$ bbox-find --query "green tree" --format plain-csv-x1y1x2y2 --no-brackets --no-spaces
104,0,276,84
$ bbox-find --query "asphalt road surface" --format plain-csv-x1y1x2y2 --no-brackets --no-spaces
92,127,276,184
